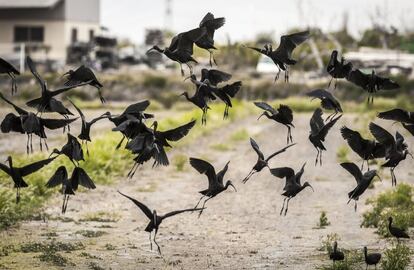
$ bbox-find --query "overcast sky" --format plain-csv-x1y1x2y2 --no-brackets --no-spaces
101,0,414,44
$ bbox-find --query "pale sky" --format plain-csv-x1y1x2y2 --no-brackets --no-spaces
101,0,414,44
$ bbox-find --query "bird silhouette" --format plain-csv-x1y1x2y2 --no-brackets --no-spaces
245,30,310,82
388,217,410,242
307,89,343,121
118,191,203,254
195,12,225,66
0,57,20,95
329,241,345,267
147,27,207,76
210,81,242,119
190,158,236,217
50,133,84,166
309,108,342,166
340,162,381,211
242,138,296,183
369,122,412,186
364,246,381,270
340,126,386,171
255,102,294,144
326,50,353,88
62,65,105,103
377,108,414,136
200,68,232,86
108,100,153,128
0,156,55,203
347,69,400,103
270,163,313,215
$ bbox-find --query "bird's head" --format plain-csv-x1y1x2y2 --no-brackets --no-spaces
150,121,158,132
5,156,12,166
184,74,196,82
257,112,269,120
388,216,393,224
366,170,381,181
225,180,237,192
101,111,111,118
333,241,338,250
179,92,189,98
146,45,163,54
61,70,74,78
331,50,338,58
303,181,314,192
363,246,368,254
49,148,61,158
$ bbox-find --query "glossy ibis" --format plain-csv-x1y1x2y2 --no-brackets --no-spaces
211,81,242,119
200,68,232,86
329,241,345,267
307,89,343,121
147,27,207,76
326,50,353,88
0,156,55,203
364,246,381,270
270,163,313,215
369,122,412,186
347,69,400,103
309,108,342,166
108,100,153,128
377,108,414,136
340,126,386,171
0,92,77,153
50,133,84,166
25,56,90,117
190,157,236,217
388,217,410,242
245,30,310,82
63,65,105,103
340,162,381,211
242,138,296,183
0,57,20,95
195,13,225,66
254,102,294,144
118,191,203,254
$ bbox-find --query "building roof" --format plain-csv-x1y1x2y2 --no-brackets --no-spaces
0,0,61,8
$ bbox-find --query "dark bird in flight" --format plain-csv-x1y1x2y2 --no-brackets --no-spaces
307,89,343,121
147,27,207,76
329,241,345,267
270,163,313,215
62,65,105,103
388,217,410,242
369,122,412,186
326,50,353,88
195,12,225,66
0,57,20,95
108,100,153,128
377,108,414,136
118,191,203,254
340,126,385,171
50,133,84,166
255,102,294,144
46,166,96,213
347,69,400,103
309,108,342,166
340,162,381,211
25,56,90,117
245,30,310,82
242,138,295,183
200,68,232,86
0,156,55,203
211,81,242,119
68,99,110,154
364,246,381,270
0,92,77,153
190,157,236,217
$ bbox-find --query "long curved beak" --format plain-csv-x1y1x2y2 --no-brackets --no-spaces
408,151,413,159
308,184,314,192
376,173,382,181
183,76,191,82
257,113,265,120
230,183,237,192
61,71,70,78
146,48,154,54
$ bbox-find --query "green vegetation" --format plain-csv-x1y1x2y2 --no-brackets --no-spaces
316,211,331,229
381,243,412,270
104,243,116,250
88,262,105,270
336,145,350,163
79,211,121,223
38,251,74,267
319,233,341,253
230,128,249,141
20,241,84,253
75,230,107,238
361,184,414,237
172,154,187,172
210,143,233,152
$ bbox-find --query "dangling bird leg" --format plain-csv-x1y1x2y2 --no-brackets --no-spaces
315,149,319,166
284,198,291,215
209,51,213,67
148,232,153,250
319,151,323,166
194,195,205,210
116,136,125,149
242,170,255,183
44,139,49,151
212,51,218,66
328,77,333,88
153,228,161,255
127,162,137,178
274,68,281,82
30,134,34,153
198,197,211,218
26,134,30,154
61,194,66,214
280,197,287,215
354,200,358,212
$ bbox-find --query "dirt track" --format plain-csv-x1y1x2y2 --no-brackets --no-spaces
0,113,413,269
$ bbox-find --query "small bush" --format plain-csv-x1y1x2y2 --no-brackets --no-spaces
381,243,411,270
143,74,167,89
336,145,350,163
319,233,341,253
316,211,331,228
230,128,249,141
172,154,187,172
75,230,107,238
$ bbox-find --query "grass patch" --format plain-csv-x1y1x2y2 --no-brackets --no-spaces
381,243,412,270
88,262,105,270
336,145,350,163
38,251,74,267
230,128,249,141
104,243,116,250
210,143,233,151
20,240,84,253
316,211,331,229
172,154,187,172
79,211,121,223
75,230,107,238
361,183,414,237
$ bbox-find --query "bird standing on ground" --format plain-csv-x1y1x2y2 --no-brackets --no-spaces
340,162,381,211
245,30,310,82
190,157,236,217
118,191,203,254
309,108,342,166
388,217,410,242
326,50,353,88
0,57,20,95
364,246,381,270
270,163,313,215
307,89,343,121
62,65,105,103
329,241,345,267
377,108,414,136
0,156,55,203
242,138,296,183
254,102,294,144
195,12,225,67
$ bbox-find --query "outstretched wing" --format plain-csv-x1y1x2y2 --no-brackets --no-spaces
45,166,67,188
20,157,55,177
118,191,153,220
26,56,46,92
378,109,413,123
369,122,395,149
158,120,196,142
68,99,86,124
310,108,324,135
347,69,370,89
176,27,207,55
319,114,342,141
376,76,400,90
250,137,264,160
270,167,295,179
216,161,230,185
278,104,293,122
245,45,269,56
273,30,310,60
189,157,217,189
340,162,362,183
254,101,277,114
71,167,96,189
266,143,296,162
326,50,338,73
201,69,232,86
163,208,204,219
340,126,368,157
41,117,78,130
0,58,20,74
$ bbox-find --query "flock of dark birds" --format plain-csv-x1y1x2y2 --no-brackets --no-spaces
0,12,412,265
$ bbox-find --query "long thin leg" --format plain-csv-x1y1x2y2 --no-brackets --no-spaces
30,134,33,153
280,197,287,215
360,160,365,171
209,51,213,67
16,187,20,204
242,170,255,183
315,149,319,166
153,228,161,255
284,198,291,215
194,196,205,209
61,195,66,214
354,200,358,212
179,63,184,76
212,51,218,66
319,151,323,166
274,68,281,82
198,197,211,218
328,77,333,88
26,135,30,154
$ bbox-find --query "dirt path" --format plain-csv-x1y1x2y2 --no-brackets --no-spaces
0,113,413,269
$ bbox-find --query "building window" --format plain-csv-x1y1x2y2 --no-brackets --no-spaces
89,30,94,41
14,26,44,42
71,28,78,43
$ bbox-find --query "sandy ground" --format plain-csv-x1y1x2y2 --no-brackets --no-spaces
0,112,413,270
